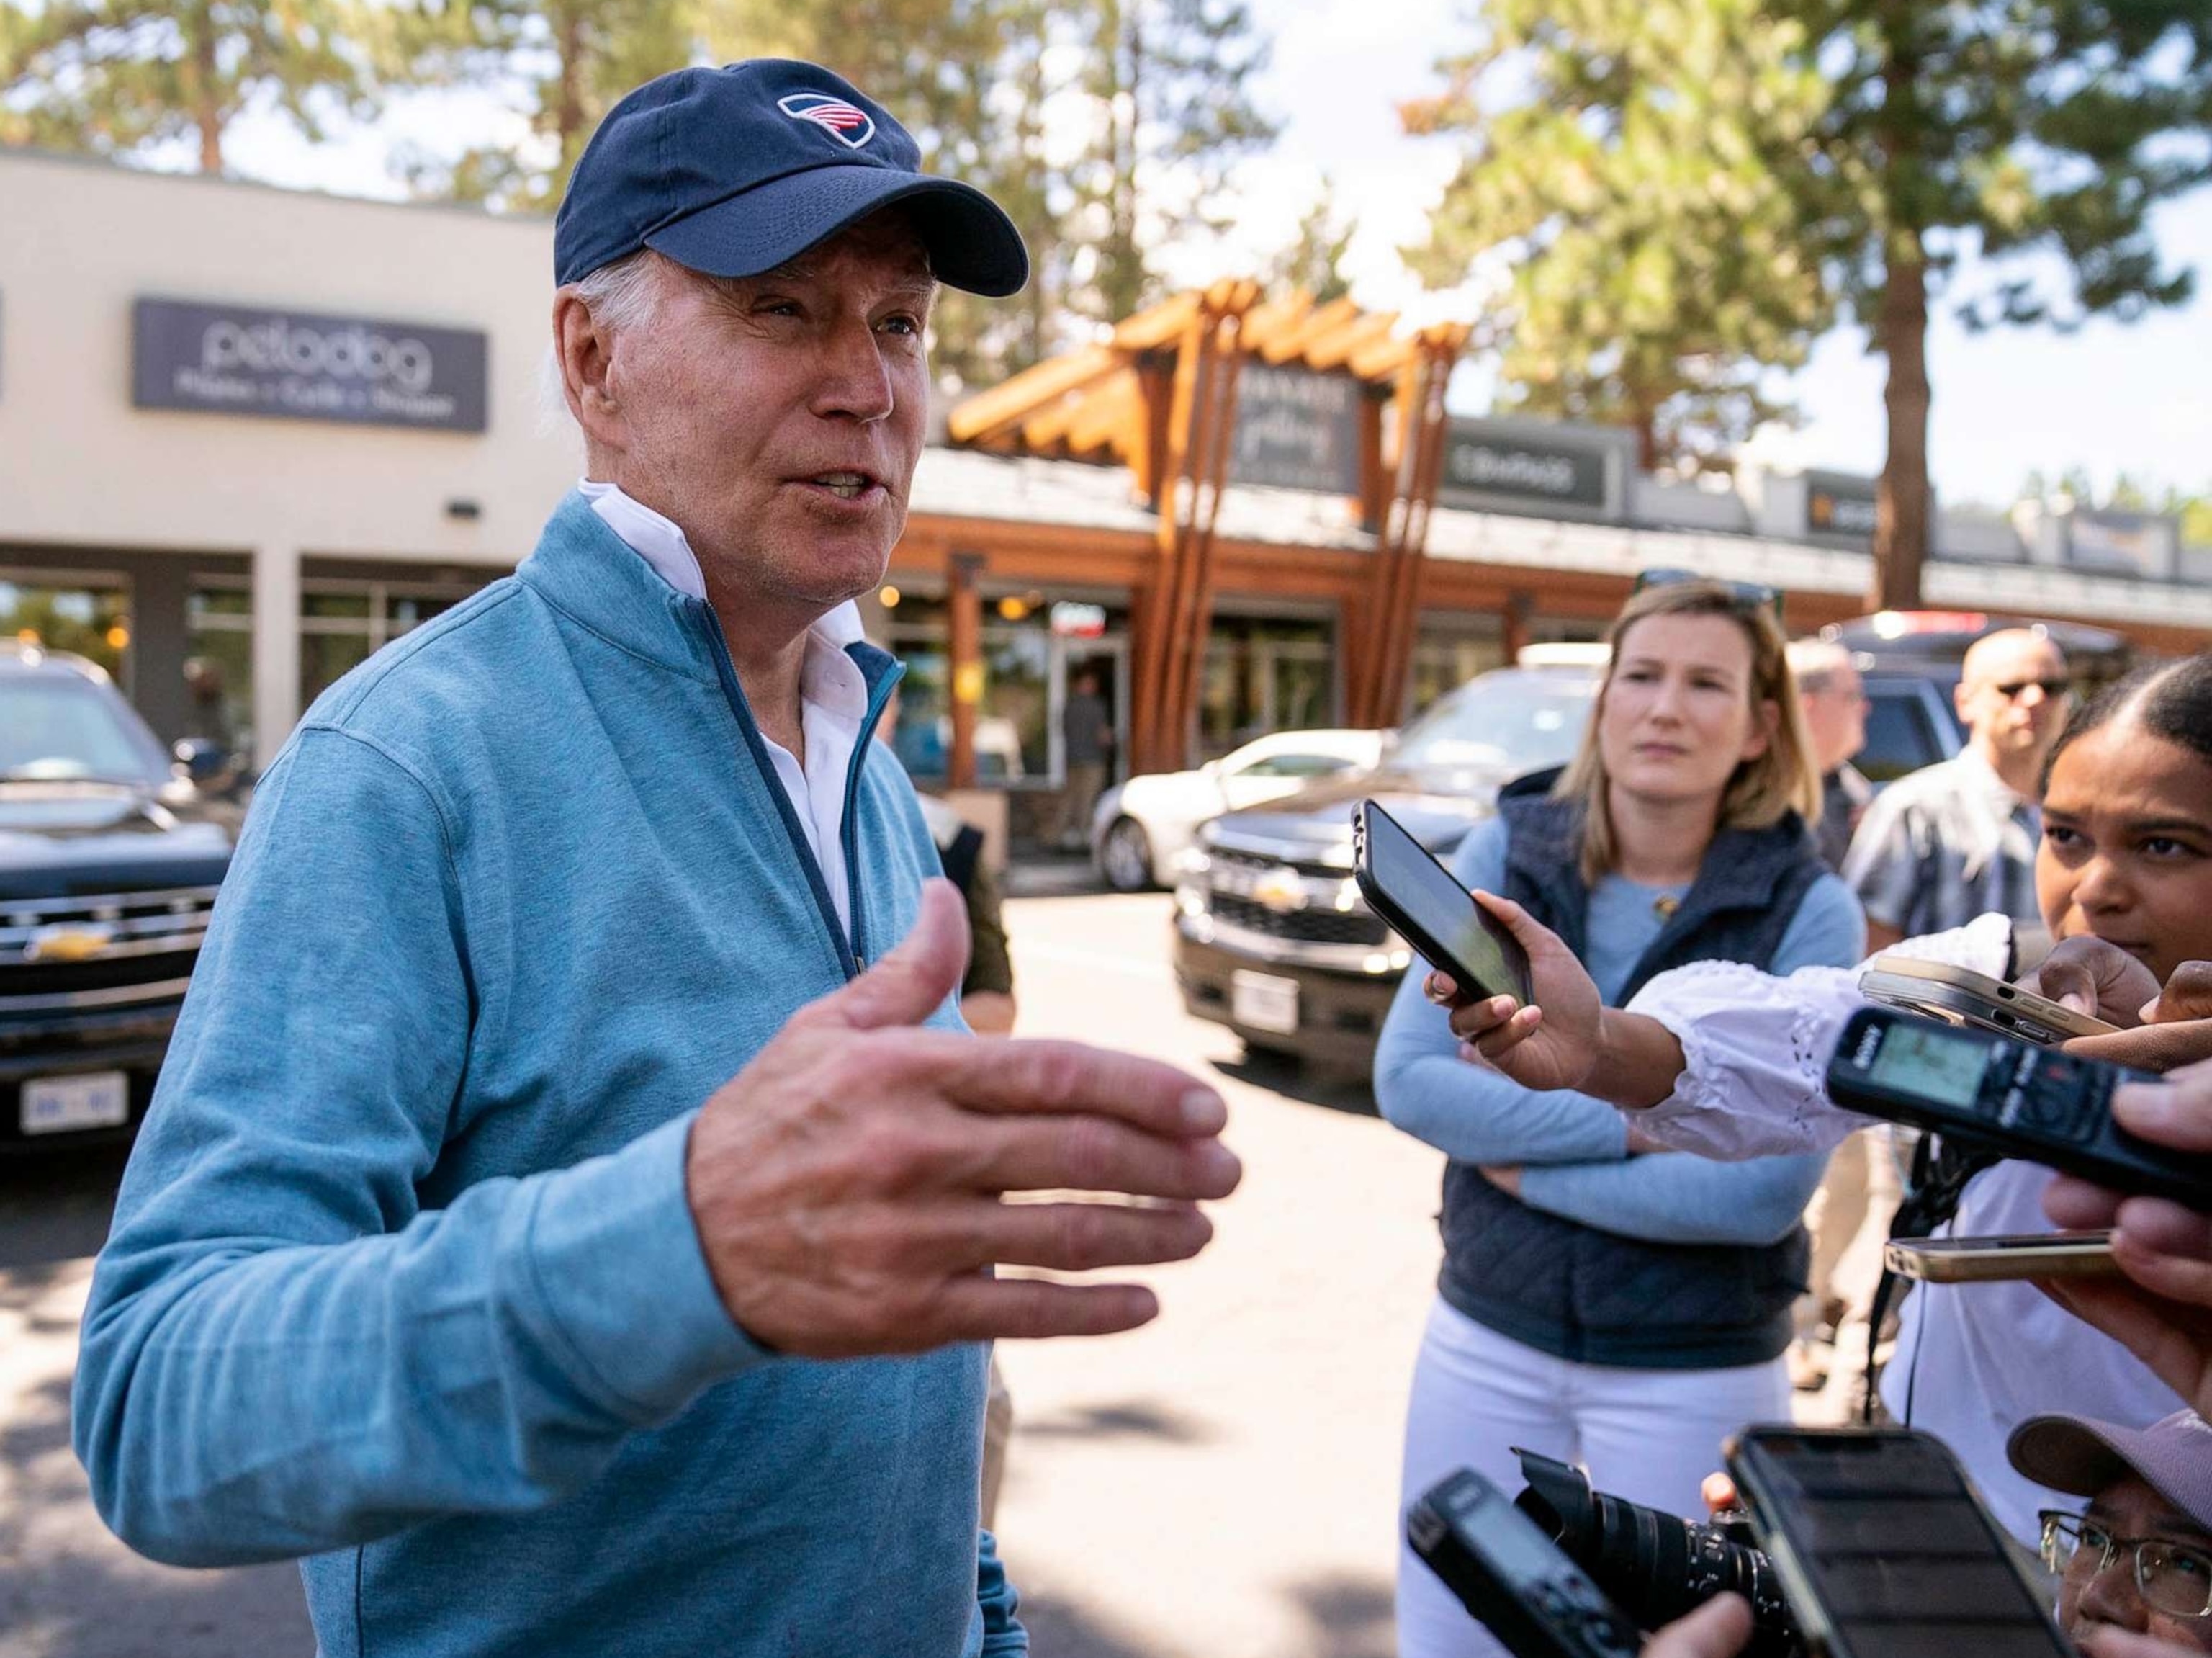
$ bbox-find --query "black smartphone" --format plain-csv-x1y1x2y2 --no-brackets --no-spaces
1826,1005,2209,1206
1723,1426,2072,1658
1408,1468,1645,1658
1352,799,1533,1005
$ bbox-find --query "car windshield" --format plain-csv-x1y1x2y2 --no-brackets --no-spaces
1393,671,1596,779
0,673,168,784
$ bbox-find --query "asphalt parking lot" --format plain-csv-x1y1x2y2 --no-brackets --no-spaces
0,888,1449,1657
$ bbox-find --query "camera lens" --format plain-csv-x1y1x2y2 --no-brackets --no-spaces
1513,1449,1800,1657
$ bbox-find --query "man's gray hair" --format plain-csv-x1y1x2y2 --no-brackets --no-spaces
570,251,665,334
540,251,666,435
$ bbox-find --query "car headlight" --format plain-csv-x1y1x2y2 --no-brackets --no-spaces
1173,846,1211,877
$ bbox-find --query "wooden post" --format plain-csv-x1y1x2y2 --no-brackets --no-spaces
1503,591,1532,666
948,551,984,789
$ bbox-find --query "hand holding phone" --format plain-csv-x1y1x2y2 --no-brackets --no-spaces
1352,799,1533,1006
1408,1468,1647,1657
1882,1230,2118,1283
1827,1007,2212,1207
1858,956,2118,1048
1723,1426,2071,1658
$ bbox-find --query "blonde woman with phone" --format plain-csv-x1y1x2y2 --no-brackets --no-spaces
1435,651,2212,1548
1374,578,1863,1658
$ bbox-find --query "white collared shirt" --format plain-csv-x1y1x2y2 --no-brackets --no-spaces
580,480,868,937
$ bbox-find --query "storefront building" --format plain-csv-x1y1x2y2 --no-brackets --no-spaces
6,147,2211,835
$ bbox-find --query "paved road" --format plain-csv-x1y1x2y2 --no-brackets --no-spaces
11,887,1852,1655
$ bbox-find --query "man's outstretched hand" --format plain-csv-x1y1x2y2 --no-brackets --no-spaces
685,879,1242,1358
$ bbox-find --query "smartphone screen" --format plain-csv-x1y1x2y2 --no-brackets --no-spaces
1730,1430,2069,1658
1357,801,1532,1004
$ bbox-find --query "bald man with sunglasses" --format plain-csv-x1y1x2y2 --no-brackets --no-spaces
1843,628,2071,954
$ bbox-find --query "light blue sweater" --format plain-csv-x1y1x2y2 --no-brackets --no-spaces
1374,815,1864,1245
73,494,1020,1657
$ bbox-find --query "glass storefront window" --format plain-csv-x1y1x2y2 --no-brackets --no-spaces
1,578,132,683
1199,617,1335,757
389,593,458,629
303,591,374,619
1408,625,1507,720
980,627,1050,781
187,582,255,758
888,640,951,780
302,633,374,707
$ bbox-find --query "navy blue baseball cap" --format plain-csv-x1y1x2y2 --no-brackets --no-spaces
554,60,1029,296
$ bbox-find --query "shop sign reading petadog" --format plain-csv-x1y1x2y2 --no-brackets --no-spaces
132,298,488,433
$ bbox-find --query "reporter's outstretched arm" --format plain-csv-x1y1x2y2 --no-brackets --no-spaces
1373,822,1634,1167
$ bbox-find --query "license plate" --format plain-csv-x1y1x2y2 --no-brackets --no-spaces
21,1070,131,1137
1231,970,1300,1035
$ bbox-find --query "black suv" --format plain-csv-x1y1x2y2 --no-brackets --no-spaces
1172,631,2009,1072
1,643,237,1150
1173,662,1599,1072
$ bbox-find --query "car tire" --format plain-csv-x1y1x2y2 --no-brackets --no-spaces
1100,817,1156,892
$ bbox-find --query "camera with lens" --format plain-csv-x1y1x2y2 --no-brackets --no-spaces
1511,1448,1803,1658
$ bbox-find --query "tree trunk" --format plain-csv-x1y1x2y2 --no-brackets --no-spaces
553,2,588,180
1870,11,1930,612
1872,247,1932,611
186,2,222,173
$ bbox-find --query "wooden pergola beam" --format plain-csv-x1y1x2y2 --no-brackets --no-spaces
1258,296,1361,366
945,344,1118,444
1112,292,1202,352
1303,310,1399,372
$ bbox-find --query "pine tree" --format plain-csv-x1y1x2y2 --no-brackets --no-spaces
1268,179,1356,307
1771,1,2212,606
395,0,698,211
0,0,382,173
1064,0,1277,326
1401,0,1835,472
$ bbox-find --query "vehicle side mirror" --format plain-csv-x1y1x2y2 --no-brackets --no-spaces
173,737,231,785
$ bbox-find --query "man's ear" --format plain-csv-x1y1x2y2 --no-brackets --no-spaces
552,292,624,451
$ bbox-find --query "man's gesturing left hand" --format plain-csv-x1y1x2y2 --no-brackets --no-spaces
685,879,1243,1358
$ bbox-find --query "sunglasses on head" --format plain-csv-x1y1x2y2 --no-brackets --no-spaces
1631,567,1786,623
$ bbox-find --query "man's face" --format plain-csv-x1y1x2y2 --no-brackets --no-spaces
2059,1479,2212,1652
601,212,935,621
1799,662,1867,774
1956,632,2069,763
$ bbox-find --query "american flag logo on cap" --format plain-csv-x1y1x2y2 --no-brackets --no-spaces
777,91,876,150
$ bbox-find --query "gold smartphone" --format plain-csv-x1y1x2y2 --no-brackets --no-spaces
1857,955,2120,1048
1884,1230,2118,1282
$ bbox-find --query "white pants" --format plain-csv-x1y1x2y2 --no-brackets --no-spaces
1397,1296,1792,1658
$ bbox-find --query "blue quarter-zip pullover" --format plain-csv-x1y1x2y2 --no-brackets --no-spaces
73,493,1021,1656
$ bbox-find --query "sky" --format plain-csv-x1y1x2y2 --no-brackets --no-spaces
206,0,2212,511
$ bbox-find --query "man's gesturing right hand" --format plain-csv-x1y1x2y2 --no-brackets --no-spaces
685,879,1242,1358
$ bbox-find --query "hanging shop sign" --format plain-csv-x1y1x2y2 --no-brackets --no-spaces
132,297,489,433
1438,421,1611,511
1228,364,1362,495
1805,470,1881,545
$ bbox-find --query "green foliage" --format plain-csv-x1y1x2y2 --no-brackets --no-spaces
1765,1,2212,335
393,0,699,211
0,0,385,171
1268,179,1356,307
1401,0,1836,470
1062,0,1278,326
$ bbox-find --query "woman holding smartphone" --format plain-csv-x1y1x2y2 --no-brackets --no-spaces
1439,651,2212,1548
1375,579,1864,1658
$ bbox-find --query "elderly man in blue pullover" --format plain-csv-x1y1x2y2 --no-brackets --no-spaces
72,61,1240,1658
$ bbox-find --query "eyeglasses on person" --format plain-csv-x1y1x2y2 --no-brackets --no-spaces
2041,1510,2212,1618
1630,567,1785,623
